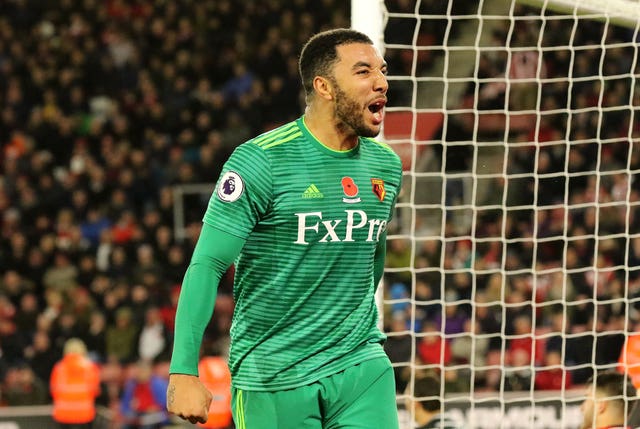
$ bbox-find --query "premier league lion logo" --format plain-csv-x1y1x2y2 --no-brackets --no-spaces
222,177,236,195
217,171,244,202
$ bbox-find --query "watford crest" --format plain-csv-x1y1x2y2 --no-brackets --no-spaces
371,178,386,201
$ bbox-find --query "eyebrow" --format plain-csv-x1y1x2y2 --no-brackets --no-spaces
351,61,388,70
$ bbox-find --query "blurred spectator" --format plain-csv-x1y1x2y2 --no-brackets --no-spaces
567,319,598,385
506,314,535,366
385,238,412,285
137,306,169,363
503,348,533,392
83,311,107,362
442,367,470,395
404,372,462,429
384,313,413,394
432,292,468,338
50,338,101,429
106,307,139,364
418,320,452,368
413,278,441,325
535,350,572,391
450,318,489,387
24,330,59,387
42,251,78,295
3,364,48,406
14,291,39,338
619,321,640,390
120,360,169,429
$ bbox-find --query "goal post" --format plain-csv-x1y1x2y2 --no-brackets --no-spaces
354,0,640,428
516,0,640,29
351,0,386,53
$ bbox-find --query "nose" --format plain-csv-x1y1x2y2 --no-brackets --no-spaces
374,70,388,93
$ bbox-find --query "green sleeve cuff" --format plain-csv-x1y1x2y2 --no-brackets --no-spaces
168,223,245,375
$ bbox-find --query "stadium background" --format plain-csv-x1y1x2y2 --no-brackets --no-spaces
1,0,639,428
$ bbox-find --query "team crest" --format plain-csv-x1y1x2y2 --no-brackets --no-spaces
371,178,386,201
341,177,361,203
217,171,244,202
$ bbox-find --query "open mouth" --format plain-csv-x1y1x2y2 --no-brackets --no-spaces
368,99,386,124
368,99,386,114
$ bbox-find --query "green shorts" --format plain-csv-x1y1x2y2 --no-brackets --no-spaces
231,357,399,429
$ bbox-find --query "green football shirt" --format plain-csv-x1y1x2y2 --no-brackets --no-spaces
202,116,402,391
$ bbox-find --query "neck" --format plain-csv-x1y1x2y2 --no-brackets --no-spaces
596,414,628,429
304,106,358,151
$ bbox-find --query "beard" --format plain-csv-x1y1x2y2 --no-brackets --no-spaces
332,81,380,138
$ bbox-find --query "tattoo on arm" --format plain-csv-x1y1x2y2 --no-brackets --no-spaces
167,384,175,406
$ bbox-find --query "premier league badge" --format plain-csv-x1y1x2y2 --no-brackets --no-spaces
217,171,245,202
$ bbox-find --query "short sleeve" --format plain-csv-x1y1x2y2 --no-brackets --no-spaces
202,143,272,239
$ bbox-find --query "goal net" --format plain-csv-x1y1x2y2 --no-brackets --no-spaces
352,0,640,427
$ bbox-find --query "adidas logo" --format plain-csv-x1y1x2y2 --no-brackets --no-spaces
302,184,324,199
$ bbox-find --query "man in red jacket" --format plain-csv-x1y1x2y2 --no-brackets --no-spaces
50,338,101,428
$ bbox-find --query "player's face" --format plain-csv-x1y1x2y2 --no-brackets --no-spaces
330,43,388,138
579,388,596,429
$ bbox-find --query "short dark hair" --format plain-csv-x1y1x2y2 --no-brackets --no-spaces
589,370,637,414
414,373,442,412
298,28,373,100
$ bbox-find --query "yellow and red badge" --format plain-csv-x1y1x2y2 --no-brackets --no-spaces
371,178,386,201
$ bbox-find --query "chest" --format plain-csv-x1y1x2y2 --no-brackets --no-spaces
263,155,398,244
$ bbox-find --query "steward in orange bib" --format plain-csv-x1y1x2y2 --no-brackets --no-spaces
619,330,640,390
50,338,101,428
197,356,232,429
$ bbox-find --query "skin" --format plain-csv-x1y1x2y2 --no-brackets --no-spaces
166,41,388,425
580,387,597,429
304,42,388,151
579,385,626,429
166,375,212,424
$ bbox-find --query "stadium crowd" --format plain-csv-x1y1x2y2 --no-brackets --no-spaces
383,3,640,397
0,0,353,422
0,0,639,425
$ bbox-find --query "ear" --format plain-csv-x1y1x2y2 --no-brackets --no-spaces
312,76,333,101
597,400,607,415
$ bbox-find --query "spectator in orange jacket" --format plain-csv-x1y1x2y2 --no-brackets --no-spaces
618,329,640,390
197,354,233,429
50,338,101,429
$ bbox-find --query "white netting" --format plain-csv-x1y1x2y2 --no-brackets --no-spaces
375,0,640,427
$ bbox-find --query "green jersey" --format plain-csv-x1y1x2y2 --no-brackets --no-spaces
202,117,402,391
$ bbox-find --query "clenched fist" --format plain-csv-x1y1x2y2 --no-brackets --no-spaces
167,373,213,424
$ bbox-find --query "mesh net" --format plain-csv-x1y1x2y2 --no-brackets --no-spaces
378,1,640,427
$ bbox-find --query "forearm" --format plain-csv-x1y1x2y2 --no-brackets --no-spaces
169,224,244,375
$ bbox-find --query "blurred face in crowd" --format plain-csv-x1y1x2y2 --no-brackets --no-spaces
328,43,388,138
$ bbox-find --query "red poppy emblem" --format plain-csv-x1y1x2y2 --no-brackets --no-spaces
341,177,359,197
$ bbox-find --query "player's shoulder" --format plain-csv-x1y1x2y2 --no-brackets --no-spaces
361,137,402,167
247,120,303,151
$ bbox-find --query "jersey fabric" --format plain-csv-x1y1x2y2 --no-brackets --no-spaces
203,117,402,391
